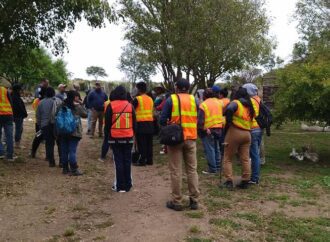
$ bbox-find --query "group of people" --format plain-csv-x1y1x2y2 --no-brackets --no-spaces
0,77,265,211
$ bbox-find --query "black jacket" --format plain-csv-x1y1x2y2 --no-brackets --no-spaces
11,92,27,119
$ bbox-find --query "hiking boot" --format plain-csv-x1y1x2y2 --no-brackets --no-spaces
70,169,83,176
221,180,234,191
189,198,198,210
237,180,249,189
166,201,183,211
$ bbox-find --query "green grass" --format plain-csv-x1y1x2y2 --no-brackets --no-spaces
185,211,204,219
209,218,241,229
63,228,75,237
95,219,114,229
186,238,212,242
189,225,201,234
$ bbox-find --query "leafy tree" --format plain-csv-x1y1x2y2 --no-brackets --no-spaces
119,43,156,88
119,0,272,90
0,0,113,54
274,0,330,125
86,66,108,81
0,47,69,87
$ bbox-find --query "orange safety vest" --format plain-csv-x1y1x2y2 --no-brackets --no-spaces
200,98,223,129
104,100,111,113
251,96,261,129
32,98,40,111
0,87,13,115
232,100,252,131
136,94,154,122
110,100,133,138
170,94,197,140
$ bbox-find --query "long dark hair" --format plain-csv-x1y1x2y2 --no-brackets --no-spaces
235,87,255,120
64,90,78,110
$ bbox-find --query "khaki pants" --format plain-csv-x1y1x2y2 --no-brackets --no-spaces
223,126,251,182
91,109,104,136
167,140,200,205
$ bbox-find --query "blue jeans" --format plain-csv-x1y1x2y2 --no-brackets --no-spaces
60,137,80,168
111,143,133,192
0,120,14,159
250,129,263,182
201,134,221,173
14,117,24,142
87,109,92,131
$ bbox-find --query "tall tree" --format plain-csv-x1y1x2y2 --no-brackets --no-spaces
0,0,113,54
0,47,69,86
86,66,108,81
119,43,156,88
119,0,272,90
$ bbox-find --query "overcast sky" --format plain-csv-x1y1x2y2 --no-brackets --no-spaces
59,0,299,81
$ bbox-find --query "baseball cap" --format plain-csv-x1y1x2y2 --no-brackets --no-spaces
58,84,67,89
175,79,190,91
212,85,221,93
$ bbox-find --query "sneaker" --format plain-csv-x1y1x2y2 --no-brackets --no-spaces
221,180,234,191
248,180,259,185
159,151,165,155
237,180,249,189
166,201,183,211
98,158,105,163
70,170,83,176
118,190,126,193
189,198,198,210
0,155,5,159
111,186,117,192
6,156,18,162
202,170,217,175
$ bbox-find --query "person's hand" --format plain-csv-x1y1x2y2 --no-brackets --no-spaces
206,128,211,135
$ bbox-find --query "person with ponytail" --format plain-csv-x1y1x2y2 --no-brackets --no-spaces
221,87,255,190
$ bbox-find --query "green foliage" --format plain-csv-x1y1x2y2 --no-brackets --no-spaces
86,66,108,81
0,47,69,87
0,0,113,54
119,42,156,87
120,0,272,89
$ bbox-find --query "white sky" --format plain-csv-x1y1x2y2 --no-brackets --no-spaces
58,0,299,81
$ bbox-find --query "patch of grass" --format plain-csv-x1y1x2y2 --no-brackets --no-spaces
189,225,201,234
267,194,289,202
209,218,241,229
185,211,204,219
72,203,87,212
44,206,56,215
63,228,75,237
266,212,330,241
205,198,232,212
207,186,232,199
235,212,261,226
95,219,114,229
47,235,60,242
93,236,106,241
186,238,212,242
298,189,319,199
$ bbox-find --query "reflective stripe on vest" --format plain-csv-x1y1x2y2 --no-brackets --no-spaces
104,100,111,113
232,100,252,130
171,94,197,140
136,94,154,122
110,100,133,138
251,96,260,129
0,87,13,115
200,98,223,129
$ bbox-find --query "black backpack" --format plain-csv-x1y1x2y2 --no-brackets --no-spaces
159,95,184,146
253,98,273,136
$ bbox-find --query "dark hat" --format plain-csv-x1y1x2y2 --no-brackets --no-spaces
12,84,22,91
175,79,190,91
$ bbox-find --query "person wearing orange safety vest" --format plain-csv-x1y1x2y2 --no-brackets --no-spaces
104,86,136,193
243,83,262,185
132,82,154,166
160,79,200,211
0,86,15,160
198,88,224,175
222,87,256,190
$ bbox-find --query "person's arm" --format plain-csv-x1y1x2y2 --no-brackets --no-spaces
224,101,238,128
197,109,205,130
132,98,138,109
159,97,172,126
104,104,112,137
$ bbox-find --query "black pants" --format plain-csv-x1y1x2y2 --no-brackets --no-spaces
111,143,133,192
41,124,55,165
31,124,43,156
136,133,153,165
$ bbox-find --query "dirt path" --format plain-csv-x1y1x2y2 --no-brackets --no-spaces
0,116,196,242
